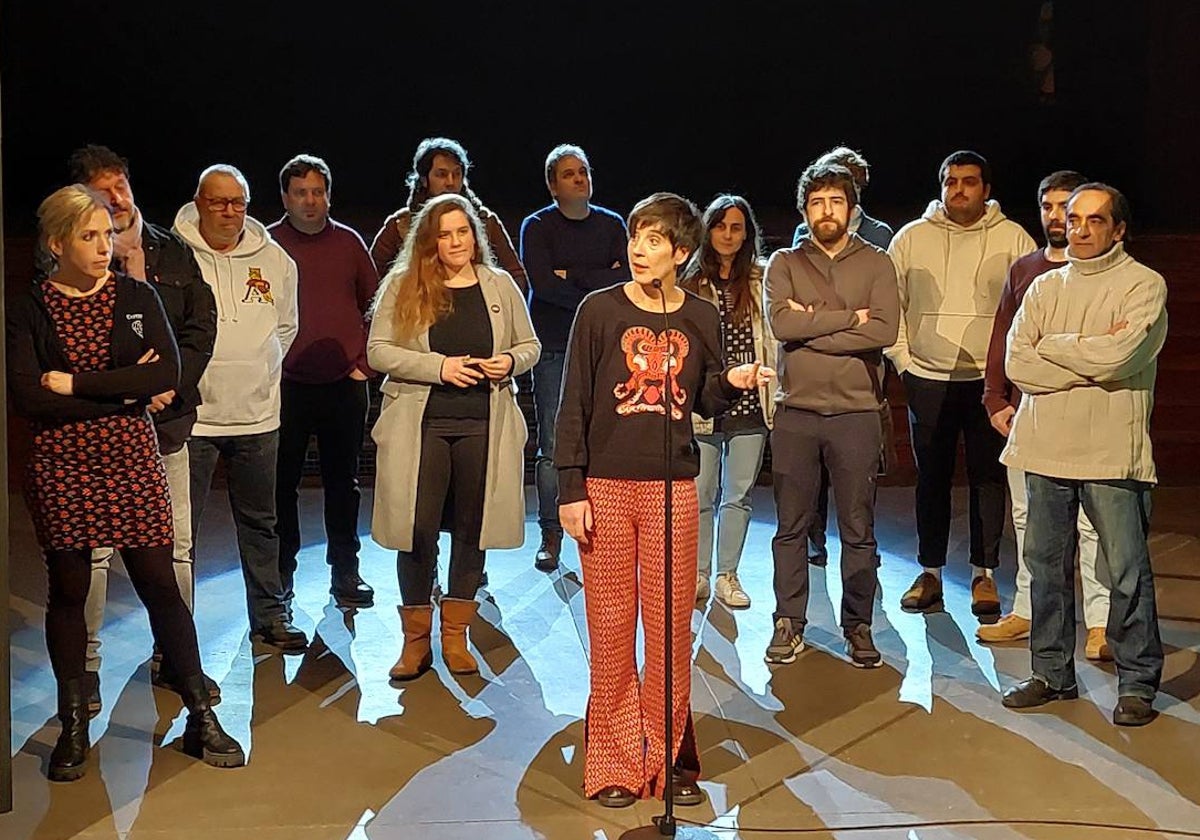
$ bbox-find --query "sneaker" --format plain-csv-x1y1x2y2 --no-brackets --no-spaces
764,617,805,665
976,613,1031,644
252,619,309,652
534,531,562,572
844,623,882,668
714,573,751,609
1085,627,1113,662
695,575,710,603
900,572,943,611
971,575,1002,616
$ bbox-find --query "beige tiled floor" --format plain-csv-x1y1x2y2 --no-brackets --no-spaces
4,486,1199,839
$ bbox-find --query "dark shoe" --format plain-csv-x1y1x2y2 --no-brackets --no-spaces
807,544,828,568
1002,676,1079,710
971,575,1002,616
672,769,706,806
331,568,375,608
153,662,222,704
48,678,90,782
252,619,309,651
764,617,805,665
82,671,101,719
179,675,245,768
1113,695,1157,727
534,531,562,572
900,572,943,611
478,570,490,589
845,624,883,669
594,785,636,808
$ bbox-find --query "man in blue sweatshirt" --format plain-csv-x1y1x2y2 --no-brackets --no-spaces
520,144,629,572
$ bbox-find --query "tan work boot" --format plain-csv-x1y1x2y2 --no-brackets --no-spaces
389,605,434,681
439,598,480,675
976,613,1031,643
971,575,1001,617
1086,626,1113,662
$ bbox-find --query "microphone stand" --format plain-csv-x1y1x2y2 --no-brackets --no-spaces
621,280,716,840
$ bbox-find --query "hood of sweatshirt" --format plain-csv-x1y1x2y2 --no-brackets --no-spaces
920,198,1009,232
172,202,273,257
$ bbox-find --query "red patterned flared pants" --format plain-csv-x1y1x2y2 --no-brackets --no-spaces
579,477,700,798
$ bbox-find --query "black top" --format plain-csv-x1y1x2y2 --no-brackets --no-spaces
6,272,181,427
426,283,494,419
714,281,764,434
554,285,741,503
519,204,630,352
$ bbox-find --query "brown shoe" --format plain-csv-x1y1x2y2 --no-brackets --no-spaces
389,605,434,681
439,598,480,675
971,575,1001,616
976,613,1031,643
1086,626,1113,662
900,572,943,611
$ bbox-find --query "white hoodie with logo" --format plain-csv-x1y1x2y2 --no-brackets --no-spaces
173,203,298,437
886,199,1036,381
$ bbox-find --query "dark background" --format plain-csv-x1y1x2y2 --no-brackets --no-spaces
3,1,1198,247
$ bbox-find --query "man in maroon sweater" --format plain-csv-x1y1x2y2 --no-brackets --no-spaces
269,154,378,609
979,169,1112,655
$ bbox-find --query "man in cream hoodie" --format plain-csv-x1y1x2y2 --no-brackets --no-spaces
174,164,307,650
1000,184,1166,727
886,151,1036,616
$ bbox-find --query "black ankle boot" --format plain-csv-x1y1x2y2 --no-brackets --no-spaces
180,674,245,768
48,677,90,782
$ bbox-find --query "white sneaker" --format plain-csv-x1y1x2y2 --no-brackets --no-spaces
695,575,710,603
714,573,751,609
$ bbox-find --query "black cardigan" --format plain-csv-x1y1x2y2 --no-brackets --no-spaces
6,273,180,426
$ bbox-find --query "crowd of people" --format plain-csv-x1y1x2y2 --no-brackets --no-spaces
6,139,1166,805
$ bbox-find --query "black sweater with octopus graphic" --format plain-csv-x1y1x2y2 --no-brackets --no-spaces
555,285,740,504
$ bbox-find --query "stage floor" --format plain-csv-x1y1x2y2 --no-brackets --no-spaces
4,485,1199,839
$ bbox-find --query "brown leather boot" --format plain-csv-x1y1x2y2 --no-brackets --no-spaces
389,605,434,681
439,598,479,675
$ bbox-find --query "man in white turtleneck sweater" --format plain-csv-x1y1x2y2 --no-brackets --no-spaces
999,184,1166,727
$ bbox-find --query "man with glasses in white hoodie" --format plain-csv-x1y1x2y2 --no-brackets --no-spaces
173,165,307,650
887,150,1036,618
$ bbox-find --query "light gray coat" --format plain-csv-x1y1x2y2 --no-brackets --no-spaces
367,265,541,551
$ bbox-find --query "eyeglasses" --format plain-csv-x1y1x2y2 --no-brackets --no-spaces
201,196,249,212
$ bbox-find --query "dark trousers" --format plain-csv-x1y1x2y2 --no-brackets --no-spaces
399,417,489,605
45,545,201,682
1026,474,1162,699
533,350,567,535
189,431,288,628
903,373,1006,569
771,407,881,630
809,466,832,559
275,377,369,600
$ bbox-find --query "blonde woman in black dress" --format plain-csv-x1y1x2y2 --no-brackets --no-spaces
6,185,244,781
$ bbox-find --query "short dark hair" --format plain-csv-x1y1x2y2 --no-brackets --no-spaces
405,137,471,209
1037,169,1088,203
797,163,859,214
938,150,992,187
545,144,589,187
817,146,871,191
1069,182,1132,231
67,144,129,183
627,192,702,256
279,153,332,194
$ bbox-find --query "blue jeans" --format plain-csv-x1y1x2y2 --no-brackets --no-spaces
533,351,566,535
189,431,289,629
1025,473,1162,699
696,430,767,578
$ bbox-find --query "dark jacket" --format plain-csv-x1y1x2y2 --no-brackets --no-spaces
6,273,180,427
140,221,217,452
